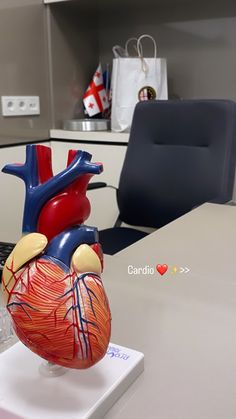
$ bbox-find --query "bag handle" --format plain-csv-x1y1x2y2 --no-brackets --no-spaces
137,34,158,73
125,37,143,57
112,45,128,58
113,38,143,58
137,34,157,58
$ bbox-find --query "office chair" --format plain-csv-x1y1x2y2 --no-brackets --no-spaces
93,100,236,255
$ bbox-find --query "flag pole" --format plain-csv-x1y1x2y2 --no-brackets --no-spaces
103,63,110,119
105,63,109,98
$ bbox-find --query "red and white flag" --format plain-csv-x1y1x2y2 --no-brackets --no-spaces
83,64,109,117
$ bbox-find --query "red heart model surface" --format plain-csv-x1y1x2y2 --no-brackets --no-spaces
6,252,111,369
37,174,92,241
2,145,111,370
36,148,97,242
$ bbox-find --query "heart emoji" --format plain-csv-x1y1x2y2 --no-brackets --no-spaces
156,264,168,276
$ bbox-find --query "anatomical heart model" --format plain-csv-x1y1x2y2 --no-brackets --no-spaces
1,145,111,369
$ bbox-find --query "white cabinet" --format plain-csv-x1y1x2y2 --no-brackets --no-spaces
50,130,129,144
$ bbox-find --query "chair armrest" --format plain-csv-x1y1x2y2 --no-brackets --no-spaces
87,182,108,190
87,182,117,191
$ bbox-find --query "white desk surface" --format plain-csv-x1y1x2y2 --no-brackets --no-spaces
1,203,236,419
102,203,236,419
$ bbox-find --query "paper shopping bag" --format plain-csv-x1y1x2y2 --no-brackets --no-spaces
111,34,168,132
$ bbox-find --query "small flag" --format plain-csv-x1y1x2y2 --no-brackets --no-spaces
83,64,110,117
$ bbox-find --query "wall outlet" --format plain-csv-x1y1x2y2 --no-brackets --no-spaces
1,96,40,116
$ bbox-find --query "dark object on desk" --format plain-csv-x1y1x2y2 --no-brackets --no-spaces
0,242,15,281
89,99,236,255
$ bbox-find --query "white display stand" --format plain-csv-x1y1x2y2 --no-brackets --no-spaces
0,342,144,419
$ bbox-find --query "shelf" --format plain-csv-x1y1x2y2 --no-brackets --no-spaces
44,0,71,4
50,129,129,144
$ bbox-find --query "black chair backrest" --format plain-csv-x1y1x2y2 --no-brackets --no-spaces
117,100,236,228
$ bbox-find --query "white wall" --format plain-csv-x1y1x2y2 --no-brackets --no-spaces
0,0,51,142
